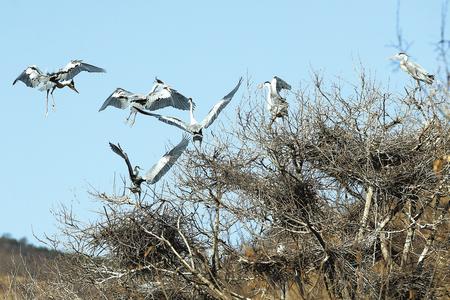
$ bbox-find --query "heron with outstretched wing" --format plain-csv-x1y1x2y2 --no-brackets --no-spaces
109,135,190,197
134,77,243,145
99,77,193,126
13,60,105,116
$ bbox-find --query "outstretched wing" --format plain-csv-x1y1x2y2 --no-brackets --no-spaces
134,106,191,132
99,88,135,111
13,66,47,88
144,135,190,184
145,87,193,111
57,60,106,81
109,142,134,180
274,76,291,93
201,77,243,129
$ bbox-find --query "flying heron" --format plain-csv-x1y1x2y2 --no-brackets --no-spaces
390,53,435,86
98,87,149,125
13,60,105,116
133,77,243,145
109,135,190,198
99,78,194,126
259,76,291,124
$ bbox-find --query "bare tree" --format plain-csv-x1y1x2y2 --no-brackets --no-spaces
11,3,449,299
22,65,446,299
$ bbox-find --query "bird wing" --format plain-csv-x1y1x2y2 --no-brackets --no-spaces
408,61,430,75
201,77,243,129
98,88,134,111
144,135,190,184
109,142,135,180
13,66,47,87
57,60,106,81
406,60,432,79
274,76,291,93
134,106,191,132
145,87,192,111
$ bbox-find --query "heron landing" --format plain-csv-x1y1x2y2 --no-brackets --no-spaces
13,60,105,117
133,77,243,146
109,135,190,198
99,77,193,126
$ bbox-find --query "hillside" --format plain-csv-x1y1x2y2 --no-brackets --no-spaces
0,235,59,298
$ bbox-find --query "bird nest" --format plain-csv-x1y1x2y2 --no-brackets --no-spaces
383,269,434,299
93,207,191,270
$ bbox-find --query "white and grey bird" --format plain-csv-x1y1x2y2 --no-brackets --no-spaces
13,60,105,116
50,60,106,82
390,53,435,85
134,77,243,145
259,76,291,124
98,88,149,125
99,78,193,126
109,135,190,197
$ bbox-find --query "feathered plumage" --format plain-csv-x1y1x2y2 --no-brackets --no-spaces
109,135,189,197
13,60,105,116
134,77,243,145
391,53,434,85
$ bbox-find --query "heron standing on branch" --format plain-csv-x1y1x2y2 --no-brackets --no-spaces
390,53,435,86
259,76,291,125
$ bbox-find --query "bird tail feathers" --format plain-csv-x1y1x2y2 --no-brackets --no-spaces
426,74,435,84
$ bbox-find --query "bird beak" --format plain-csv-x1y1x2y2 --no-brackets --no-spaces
388,55,397,61
69,85,79,94
257,83,264,89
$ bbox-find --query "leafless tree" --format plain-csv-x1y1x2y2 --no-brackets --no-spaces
10,3,450,299
22,64,446,299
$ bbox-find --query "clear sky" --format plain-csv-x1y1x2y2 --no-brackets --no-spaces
0,1,445,244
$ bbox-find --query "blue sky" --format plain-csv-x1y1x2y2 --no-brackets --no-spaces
0,1,445,244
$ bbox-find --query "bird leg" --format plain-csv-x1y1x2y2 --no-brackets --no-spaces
135,192,144,208
125,110,136,126
269,115,276,127
129,111,137,127
126,185,142,201
269,118,275,127
45,90,50,117
50,87,57,111
415,80,423,92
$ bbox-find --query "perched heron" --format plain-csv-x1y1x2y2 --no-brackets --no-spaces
13,60,105,116
109,135,190,197
390,53,435,85
134,77,243,145
99,78,193,126
259,76,291,124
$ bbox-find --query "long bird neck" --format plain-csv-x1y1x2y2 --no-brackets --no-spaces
147,83,160,96
399,57,409,71
400,55,408,65
270,81,280,97
133,166,140,177
189,101,197,124
264,83,274,105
